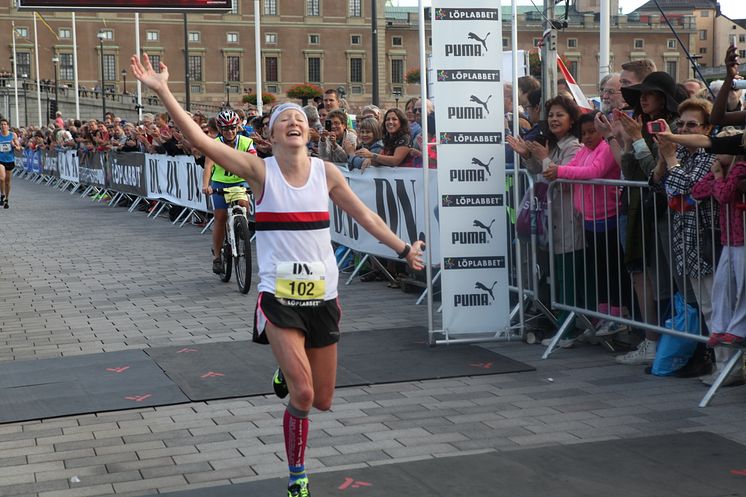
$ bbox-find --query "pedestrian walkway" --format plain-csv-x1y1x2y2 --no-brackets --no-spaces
1,178,745,497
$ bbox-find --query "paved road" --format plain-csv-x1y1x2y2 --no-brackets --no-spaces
1,177,745,497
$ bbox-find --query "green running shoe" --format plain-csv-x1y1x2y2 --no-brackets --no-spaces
273,367,288,399
288,477,310,497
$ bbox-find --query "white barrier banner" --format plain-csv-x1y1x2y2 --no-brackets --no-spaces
432,0,510,335
58,150,79,183
145,153,207,211
329,166,441,263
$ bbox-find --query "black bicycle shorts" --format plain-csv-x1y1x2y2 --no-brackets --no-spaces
253,292,341,348
1,161,14,171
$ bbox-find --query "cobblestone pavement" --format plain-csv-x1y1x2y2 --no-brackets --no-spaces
1,177,745,497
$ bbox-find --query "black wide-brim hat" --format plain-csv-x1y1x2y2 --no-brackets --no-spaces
621,71,682,115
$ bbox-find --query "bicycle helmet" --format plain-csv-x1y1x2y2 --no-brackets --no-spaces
216,109,240,128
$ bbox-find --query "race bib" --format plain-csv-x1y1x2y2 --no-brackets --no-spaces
0,143,11,152
275,261,326,305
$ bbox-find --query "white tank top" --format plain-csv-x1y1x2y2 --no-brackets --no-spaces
255,156,338,302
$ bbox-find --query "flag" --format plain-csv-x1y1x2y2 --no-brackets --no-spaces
557,57,593,110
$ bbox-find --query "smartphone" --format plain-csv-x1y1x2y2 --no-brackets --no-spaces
647,121,664,134
325,119,332,132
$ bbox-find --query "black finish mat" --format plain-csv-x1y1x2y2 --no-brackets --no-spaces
0,350,189,424
155,432,746,497
145,327,534,401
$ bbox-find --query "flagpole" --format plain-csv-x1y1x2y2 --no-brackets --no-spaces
72,12,80,120
34,13,42,126
135,13,142,122
254,0,263,115
511,0,525,336
11,22,20,127
600,0,610,79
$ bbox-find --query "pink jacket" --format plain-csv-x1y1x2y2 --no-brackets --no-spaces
557,140,621,221
691,162,746,247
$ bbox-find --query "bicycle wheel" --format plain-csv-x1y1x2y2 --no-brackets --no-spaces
234,216,253,294
220,231,232,283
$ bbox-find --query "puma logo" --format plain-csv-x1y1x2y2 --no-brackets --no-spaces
473,219,495,238
470,94,492,114
471,156,493,176
467,31,490,51
475,281,498,301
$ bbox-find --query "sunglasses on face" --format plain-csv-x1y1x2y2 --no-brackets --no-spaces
220,126,237,131
675,120,703,129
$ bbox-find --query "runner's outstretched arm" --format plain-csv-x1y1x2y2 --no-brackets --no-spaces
130,54,264,190
324,161,425,271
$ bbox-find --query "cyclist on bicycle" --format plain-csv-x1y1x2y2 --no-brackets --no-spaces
202,109,256,274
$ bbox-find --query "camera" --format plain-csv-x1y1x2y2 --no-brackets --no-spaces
324,119,332,132
732,80,746,91
647,121,664,134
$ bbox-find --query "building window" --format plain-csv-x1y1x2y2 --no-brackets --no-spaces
667,39,676,49
60,53,74,80
502,38,509,48
227,32,239,43
188,55,202,81
307,57,321,83
307,0,320,16
699,47,707,54
191,84,202,94
103,54,116,82
740,50,746,58
634,39,644,49
700,10,709,17
150,54,161,73
392,36,403,47
264,0,277,15
666,60,677,78
351,85,363,95
58,28,71,39
349,0,362,17
699,30,707,40
146,31,159,42
265,33,277,44
227,56,240,81
568,60,578,79
391,59,404,84
15,26,29,38
188,31,200,42
267,84,279,93
351,34,361,45
740,34,746,43
309,34,320,45
99,29,113,40
16,52,31,78
567,38,577,48
350,57,363,83
265,57,278,82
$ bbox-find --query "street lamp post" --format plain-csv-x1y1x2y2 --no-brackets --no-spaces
121,68,127,96
225,83,230,108
21,73,28,127
97,32,106,121
52,56,59,122
393,87,402,108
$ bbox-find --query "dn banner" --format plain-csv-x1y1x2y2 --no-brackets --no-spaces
41,150,60,178
109,152,147,196
432,0,509,335
145,153,207,211
329,167,441,262
57,150,79,183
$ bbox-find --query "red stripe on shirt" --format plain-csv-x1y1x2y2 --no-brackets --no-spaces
255,211,329,223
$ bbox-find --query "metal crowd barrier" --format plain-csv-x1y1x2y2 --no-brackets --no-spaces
544,177,744,406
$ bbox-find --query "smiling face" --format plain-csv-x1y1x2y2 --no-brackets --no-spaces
580,120,602,149
270,109,309,147
547,104,573,139
384,111,402,134
358,126,375,145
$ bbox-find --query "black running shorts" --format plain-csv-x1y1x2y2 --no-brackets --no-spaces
253,292,341,348
0,161,14,171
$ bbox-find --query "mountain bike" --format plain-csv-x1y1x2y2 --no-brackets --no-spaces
213,186,253,294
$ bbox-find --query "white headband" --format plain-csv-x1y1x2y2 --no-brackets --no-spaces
268,103,308,133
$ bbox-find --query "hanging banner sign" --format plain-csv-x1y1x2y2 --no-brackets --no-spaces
109,152,147,197
145,153,207,211
78,151,106,187
329,166,441,262
432,0,509,335
58,150,79,183
41,150,60,178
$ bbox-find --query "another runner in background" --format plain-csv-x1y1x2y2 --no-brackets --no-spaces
0,118,21,209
